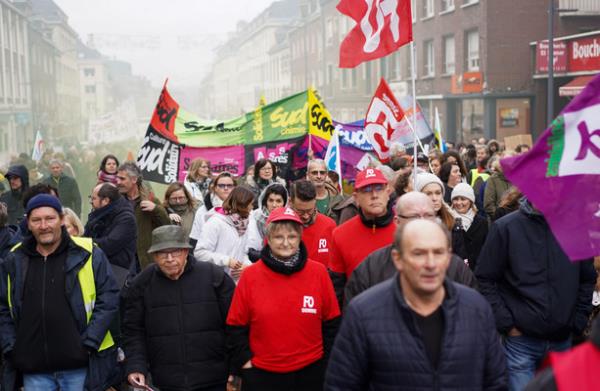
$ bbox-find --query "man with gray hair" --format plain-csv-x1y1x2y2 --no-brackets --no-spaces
306,159,344,216
116,162,170,271
41,159,82,217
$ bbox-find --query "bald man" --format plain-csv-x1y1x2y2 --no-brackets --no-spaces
345,192,476,305
325,219,506,390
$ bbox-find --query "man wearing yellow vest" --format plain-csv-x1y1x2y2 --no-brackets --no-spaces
0,194,119,391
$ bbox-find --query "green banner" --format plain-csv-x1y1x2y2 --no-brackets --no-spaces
173,91,309,147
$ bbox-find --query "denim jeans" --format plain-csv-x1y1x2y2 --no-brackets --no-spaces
503,334,571,391
23,367,87,391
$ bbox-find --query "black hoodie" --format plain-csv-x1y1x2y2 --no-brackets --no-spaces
0,165,29,225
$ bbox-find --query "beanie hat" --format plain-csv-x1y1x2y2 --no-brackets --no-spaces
26,194,62,216
415,173,445,195
451,183,475,203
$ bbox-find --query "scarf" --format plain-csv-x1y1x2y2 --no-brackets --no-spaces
97,170,118,185
260,242,308,275
169,204,189,215
227,212,249,236
454,208,475,231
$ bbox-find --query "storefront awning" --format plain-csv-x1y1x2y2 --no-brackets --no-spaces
559,75,596,97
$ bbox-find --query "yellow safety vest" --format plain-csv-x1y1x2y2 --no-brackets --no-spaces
7,237,114,352
470,169,490,187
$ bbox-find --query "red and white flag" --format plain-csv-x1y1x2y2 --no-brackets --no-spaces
364,78,405,163
337,0,413,68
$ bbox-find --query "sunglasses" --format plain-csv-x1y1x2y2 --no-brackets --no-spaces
357,184,386,193
216,183,235,189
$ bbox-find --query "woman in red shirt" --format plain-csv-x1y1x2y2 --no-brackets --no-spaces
226,207,341,391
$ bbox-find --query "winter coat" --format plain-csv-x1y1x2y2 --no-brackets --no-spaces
460,214,488,271
183,176,211,205
246,176,286,208
0,165,29,225
42,173,82,217
345,244,477,305
328,195,358,225
0,235,119,391
325,278,507,390
194,212,252,279
0,225,21,261
189,192,223,243
475,200,597,339
122,256,235,391
166,205,197,238
84,197,137,285
132,193,171,271
483,172,511,218
245,183,289,254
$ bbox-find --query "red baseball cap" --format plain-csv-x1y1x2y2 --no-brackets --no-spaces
354,168,388,189
266,206,303,226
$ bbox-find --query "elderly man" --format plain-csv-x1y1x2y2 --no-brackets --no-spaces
325,219,506,390
329,168,396,305
84,182,137,287
41,159,82,217
116,162,170,271
345,192,476,304
0,194,119,391
123,225,235,391
306,159,343,217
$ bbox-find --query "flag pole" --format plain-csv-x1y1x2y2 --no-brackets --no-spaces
410,40,418,189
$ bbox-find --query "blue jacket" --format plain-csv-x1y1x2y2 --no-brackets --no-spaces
0,236,119,391
325,277,507,390
475,201,596,340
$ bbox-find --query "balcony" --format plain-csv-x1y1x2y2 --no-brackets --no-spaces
559,0,600,16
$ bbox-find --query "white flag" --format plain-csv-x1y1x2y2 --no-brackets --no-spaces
31,131,44,162
324,126,342,188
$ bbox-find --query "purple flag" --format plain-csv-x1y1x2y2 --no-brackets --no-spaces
501,74,600,261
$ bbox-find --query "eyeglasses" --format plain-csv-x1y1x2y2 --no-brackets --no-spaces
309,170,327,176
397,213,437,220
357,184,386,193
293,207,315,217
259,166,273,172
155,249,185,260
169,196,188,203
216,183,235,189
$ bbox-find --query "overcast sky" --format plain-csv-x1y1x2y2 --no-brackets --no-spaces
53,0,276,91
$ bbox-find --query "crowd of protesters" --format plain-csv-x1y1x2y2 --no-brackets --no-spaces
0,136,597,391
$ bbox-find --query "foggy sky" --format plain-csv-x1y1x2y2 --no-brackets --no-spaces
53,0,276,92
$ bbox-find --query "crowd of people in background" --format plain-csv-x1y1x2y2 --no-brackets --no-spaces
0,135,597,391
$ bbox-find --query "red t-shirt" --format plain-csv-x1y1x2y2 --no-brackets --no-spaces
329,215,396,277
302,213,336,267
226,259,340,373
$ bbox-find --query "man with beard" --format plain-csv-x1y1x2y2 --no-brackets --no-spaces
289,180,337,267
84,182,137,287
0,165,29,225
116,162,169,271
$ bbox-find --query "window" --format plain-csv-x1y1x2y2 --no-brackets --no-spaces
443,35,455,74
462,0,479,7
466,30,480,71
85,85,96,94
84,68,95,77
422,0,434,18
424,40,434,77
441,0,454,12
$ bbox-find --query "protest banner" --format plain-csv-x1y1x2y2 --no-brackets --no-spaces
137,128,180,184
178,145,246,181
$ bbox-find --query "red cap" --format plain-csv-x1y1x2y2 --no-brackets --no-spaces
354,168,387,189
266,206,303,226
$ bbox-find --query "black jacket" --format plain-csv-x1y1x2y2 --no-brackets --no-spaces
454,214,489,271
0,226,20,261
345,244,478,305
325,278,507,390
42,173,82,217
0,165,29,226
122,256,235,391
84,197,137,272
475,201,597,339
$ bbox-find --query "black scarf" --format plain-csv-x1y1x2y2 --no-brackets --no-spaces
260,242,308,275
358,199,394,229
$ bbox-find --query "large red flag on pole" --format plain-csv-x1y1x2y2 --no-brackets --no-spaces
337,0,413,68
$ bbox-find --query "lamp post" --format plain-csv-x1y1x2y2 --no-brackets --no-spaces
547,0,578,127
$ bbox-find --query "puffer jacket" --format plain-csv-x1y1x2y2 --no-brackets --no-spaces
345,244,477,305
122,256,235,391
0,235,119,391
475,200,596,339
325,278,507,390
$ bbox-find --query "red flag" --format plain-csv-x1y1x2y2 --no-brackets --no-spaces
364,78,405,163
337,0,413,68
